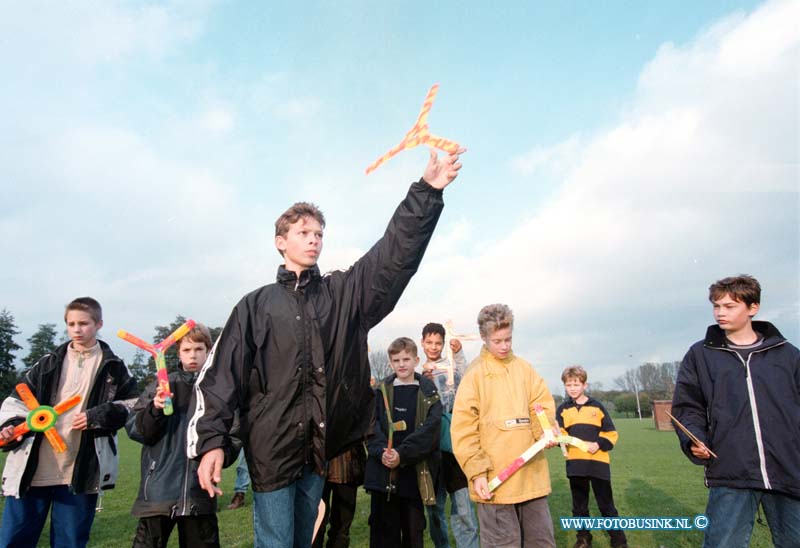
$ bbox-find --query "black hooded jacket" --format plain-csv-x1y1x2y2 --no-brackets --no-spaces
126,368,240,517
187,180,444,492
671,321,800,497
0,340,137,497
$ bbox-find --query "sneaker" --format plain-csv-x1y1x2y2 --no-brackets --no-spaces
227,492,245,510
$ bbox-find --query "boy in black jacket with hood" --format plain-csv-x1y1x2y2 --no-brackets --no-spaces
672,275,800,548
127,323,239,548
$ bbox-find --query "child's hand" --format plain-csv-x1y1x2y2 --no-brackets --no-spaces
544,426,561,448
0,424,22,443
449,339,462,353
423,147,466,190
690,442,712,460
198,448,225,498
72,412,88,431
586,442,600,454
382,448,400,469
153,390,167,410
473,477,492,500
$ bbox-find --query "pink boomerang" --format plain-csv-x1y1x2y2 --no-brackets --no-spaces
117,319,196,416
365,84,462,175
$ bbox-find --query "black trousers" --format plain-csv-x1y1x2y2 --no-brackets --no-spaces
368,492,426,548
132,514,219,548
570,476,627,547
312,482,359,548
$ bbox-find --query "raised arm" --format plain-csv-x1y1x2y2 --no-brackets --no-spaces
348,150,465,329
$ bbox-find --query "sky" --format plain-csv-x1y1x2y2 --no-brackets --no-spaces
1,0,798,396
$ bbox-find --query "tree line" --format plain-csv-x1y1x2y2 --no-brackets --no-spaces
0,309,222,394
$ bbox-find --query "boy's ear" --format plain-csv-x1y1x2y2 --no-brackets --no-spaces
748,303,760,317
414,355,420,365
96,319,103,331
275,235,286,253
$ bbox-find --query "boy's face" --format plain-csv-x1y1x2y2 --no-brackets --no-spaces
389,349,419,382
65,310,102,351
421,333,444,362
178,340,209,373
564,377,588,401
483,326,512,360
275,217,323,272
713,293,759,334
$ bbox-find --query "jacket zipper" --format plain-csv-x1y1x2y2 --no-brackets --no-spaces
78,357,114,493
296,283,310,466
179,452,192,515
712,340,786,490
143,460,156,501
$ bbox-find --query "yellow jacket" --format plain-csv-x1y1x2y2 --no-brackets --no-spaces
451,347,556,504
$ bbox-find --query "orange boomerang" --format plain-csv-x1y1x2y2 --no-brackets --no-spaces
0,384,81,453
365,84,461,175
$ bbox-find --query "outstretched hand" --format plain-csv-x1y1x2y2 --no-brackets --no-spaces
423,147,466,189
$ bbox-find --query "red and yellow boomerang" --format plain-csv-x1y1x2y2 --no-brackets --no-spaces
0,384,81,453
365,84,462,175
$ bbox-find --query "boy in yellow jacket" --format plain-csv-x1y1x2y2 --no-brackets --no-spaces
451,304,557,548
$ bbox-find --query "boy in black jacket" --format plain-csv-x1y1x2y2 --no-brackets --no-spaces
557,365,626,548
127,323,239,548
365,337,442,548
672,275,800,548
0,297,138,548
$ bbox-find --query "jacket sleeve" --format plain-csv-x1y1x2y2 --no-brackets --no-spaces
556,402,568,437
125,379,167,446
85,364,139,435
366,390,389,459
671,348,710,465
187,302,251,459
396,393,442,466
596,401,619,451
451,369,493,481
347,180,444,330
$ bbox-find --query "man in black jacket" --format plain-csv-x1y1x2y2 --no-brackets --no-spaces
189,148,465,548
672,275,800,548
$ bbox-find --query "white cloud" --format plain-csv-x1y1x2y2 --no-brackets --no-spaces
367,0,800,385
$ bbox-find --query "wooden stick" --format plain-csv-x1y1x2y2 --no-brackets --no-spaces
665,411,718,459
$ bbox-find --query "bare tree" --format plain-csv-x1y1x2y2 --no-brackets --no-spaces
369,349,392,382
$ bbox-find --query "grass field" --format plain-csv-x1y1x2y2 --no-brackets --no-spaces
0,418,776,547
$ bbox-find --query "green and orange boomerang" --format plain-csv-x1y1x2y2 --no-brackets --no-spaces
117,319,196,416
0,383,81,453
365,84,462,175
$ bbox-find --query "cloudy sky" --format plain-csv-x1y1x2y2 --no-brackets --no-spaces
1,0,797,395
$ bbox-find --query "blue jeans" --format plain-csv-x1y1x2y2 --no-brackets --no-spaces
234,449,251,493
0,485,98,548
704,486,800,548
252,465,325,548
449,487,479,548
426,487,450,547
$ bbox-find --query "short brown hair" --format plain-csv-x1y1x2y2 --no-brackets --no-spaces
178,323,213,351
709,275,761,307
64,297,102,323
274,202,326,238
561,365,588,384
387,337,418,358
477,304,514,338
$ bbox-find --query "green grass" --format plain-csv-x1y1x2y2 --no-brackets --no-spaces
0,419,776,547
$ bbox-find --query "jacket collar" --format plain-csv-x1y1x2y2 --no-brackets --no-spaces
479,346,516,370
276,264,321,289
704,320,785,349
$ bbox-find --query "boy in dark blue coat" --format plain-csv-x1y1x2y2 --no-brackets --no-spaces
365,337,442,548
672,275,800,548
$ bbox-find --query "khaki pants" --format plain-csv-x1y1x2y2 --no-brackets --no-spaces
476,496,556,548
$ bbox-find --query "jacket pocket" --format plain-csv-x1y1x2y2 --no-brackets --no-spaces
143,459,156,501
